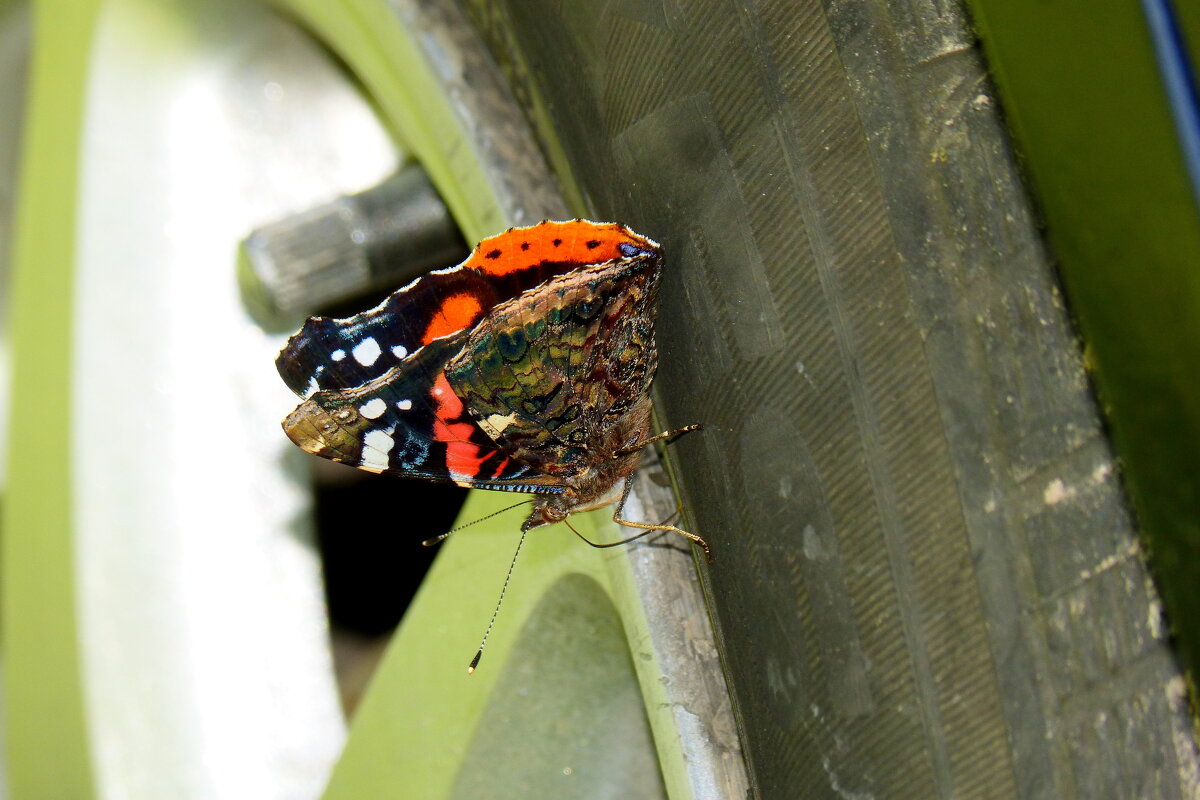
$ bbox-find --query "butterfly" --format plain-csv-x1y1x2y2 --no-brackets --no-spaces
276,219,708,556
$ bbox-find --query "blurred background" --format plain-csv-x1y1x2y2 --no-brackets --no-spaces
1,0,1198,798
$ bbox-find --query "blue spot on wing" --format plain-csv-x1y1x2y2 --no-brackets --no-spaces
617,242,654,258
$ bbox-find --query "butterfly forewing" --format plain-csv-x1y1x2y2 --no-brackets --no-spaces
275,221,660,398
276,272,497,397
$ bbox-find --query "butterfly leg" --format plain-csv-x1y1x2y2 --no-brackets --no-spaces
603,476,713,561
615,423,704,457
611,512,713,562
566,479,713,560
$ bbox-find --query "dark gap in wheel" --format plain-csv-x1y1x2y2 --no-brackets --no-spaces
311,459,468,713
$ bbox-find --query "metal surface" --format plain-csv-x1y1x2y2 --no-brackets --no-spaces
449,573,668,800
464,0,1200,798
0,3,29,798
384,0,571,228
67,1,396,796
0,0,29,497
240,164,466,328
615,448,748,800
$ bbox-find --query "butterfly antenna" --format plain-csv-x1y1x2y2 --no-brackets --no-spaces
468,525,530,674
422,500,532,547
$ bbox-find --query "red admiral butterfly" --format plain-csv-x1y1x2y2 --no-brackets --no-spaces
276,220,708,557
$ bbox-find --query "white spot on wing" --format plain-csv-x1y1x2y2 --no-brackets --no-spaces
361,429,394,472
391,345,408,360
482,411,520,438
396,399,413,411
352,337,382,366
331,349,346,361
359,398,387,419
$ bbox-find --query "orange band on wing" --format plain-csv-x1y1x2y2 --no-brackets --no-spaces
418,222,655,346
423,292,485,344
465,220,652,277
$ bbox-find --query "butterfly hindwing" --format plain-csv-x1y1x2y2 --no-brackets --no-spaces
444,251,662,480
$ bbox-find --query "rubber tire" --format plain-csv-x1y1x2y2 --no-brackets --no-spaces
461,1,1198,798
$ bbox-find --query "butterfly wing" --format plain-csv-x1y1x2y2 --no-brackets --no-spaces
275,270,498,398
444,251,662,481
276,221,661,397
281,333,564,493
